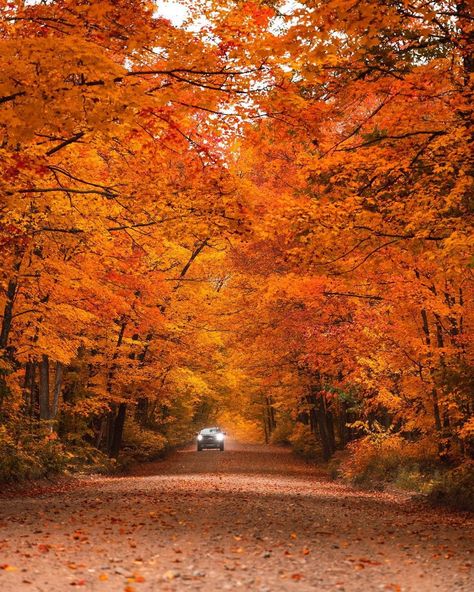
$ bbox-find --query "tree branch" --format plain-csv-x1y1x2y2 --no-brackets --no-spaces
336,239,401,274
323,291,383,301
45,131,85,156
0,91,26,105
14,187,116,198
352,225,446,241
340,130,447,151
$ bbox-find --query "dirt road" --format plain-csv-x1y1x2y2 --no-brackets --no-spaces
0,441,472,591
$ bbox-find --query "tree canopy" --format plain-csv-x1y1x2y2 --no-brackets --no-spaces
0,0,472,478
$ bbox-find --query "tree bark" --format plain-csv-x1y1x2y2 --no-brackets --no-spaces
135,397,149,426
30,360,38,419
419,305,442,432
23,360,35,418
51,361,64,421
39,354,50,420
338,400,349,446
0,261,22,411
316,395,335,461
0,277,18,351
109,403,127,458
98,319,127,453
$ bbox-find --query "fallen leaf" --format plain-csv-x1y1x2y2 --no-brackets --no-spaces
163,570,180,581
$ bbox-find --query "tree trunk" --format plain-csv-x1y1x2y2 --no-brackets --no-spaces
268,395,277,431
418,305,442,433
0,277,19,412
99,320,127,453
135,397,149,426
263,411,269,444
39,354,50,420
326,408,336,453
316,395,334,461
96,415,107,449
110,403,127,458
51,361,64,422
105,408,116,454
0,248,27,412
338,400,349,446
23,360,33,414
0,277,18,351
30,360,38,419
265,396,276,434
306,395,317,434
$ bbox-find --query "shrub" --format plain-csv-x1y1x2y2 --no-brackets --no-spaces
62,438,115,474
0,426,68,482
120,419,168,464
327,449,349,479
288,424,321,459
428,461,474,512
340,433,438,489
270,420,293,445
340,430,473,510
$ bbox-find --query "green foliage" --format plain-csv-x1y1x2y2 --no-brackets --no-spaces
428,461,474,512
288,424,322,459
338,433,474,511
0,425,68,482
323,383,358,407
340,433,438,488
63,439,116,475
120,419,168,464
0,423,118,481
270,419,294,445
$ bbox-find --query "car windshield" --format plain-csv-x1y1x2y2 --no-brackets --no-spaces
200,428,221,434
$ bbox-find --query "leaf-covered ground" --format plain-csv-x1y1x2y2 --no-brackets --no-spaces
0,442,472,591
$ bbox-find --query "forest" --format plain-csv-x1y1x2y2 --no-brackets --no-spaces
0,0,472,507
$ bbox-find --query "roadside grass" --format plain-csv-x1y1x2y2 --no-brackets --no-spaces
327,435,474,512
271,423,473,513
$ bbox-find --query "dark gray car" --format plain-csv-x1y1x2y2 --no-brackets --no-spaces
197,427,225,451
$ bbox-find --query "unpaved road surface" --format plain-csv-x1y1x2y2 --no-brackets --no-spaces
0,441,472,591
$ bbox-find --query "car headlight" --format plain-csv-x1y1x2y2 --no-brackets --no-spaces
216,433,224,441
197,435,203,441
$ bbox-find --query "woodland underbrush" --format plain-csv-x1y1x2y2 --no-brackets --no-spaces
333,433,474,512
0,416,182,482
119,419,169,466
427,461,474,512
271,422,324,460
0,424,113,482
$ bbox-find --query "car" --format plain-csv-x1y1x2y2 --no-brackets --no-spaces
196,427,225,451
